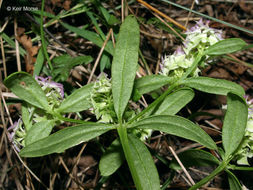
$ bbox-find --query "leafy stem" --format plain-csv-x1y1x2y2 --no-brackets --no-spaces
117,124,142,190
128,82,179,124
128,53,204,124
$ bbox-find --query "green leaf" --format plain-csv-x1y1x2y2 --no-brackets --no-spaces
33,48,44,76
1,33,26,57
99,138,125,176
112,15,140,120
20,123,115,157
4,72,49,110
133,115,217,150
227,170,242,190
134,75,172,96
128,134,160,190
204,38,247,56
52,54,93,82
100,52,111,72
155,88,194,115
21,103,32,131
169,149,219,170
182,77,245,96
56,83,93,113
222,93,248,158
86,11,106,40
25,120,55,146
60,22,114,55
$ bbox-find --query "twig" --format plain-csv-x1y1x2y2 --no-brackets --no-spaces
137,0,186,31
184,0,196,28
121,0,124,22
0,0,3,9
24,13,76,57
153,13,185,41
87,28,113,83
59,157,85,189
168,146,196,186
14,18,21,72
0,36,7,78
155,52,161,74
0,18,10,33
68,143,87,187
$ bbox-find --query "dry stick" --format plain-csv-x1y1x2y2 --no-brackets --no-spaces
0,0,3,9
155,52,161,74
59,157,85,190
1,90,49,189
0,37,7,78
227,53,250,68
140,29,168,39
87,28,113,84
24,13,76,57
168,146,195,186
184,0,196,28
153,13,185,41
14,18,21,72
67,143,87,188
121,0,124,22
49,173,57,190
1,92,13,126
111,29,115,48
2,92,18,98
137,0,187,31
0,18,10,33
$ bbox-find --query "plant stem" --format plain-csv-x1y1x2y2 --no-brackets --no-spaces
128,53,203,124
180,53,202,80
128,82,178,124
40,0,53,70
117,124,142,190
189,161,228,190
227,165,253,171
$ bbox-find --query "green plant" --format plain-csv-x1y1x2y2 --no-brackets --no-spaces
5,16,251,189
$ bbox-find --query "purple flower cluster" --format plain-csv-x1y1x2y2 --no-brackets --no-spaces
160,19,224,79
35,76,64,98
7,119,24,152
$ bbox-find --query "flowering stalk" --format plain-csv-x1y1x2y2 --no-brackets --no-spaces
160,19,223,81
8,76,64,151
90,73,151,140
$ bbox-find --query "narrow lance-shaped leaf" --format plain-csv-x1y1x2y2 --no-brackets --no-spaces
128,134,160,190
155,88,194,115
61,22,114,55
134,75,173,96
56,83,93,113
112,16,140,120
223,92,248,158
20,123,115,157
4,72,50,110
204,38,247,56
99,138,125,176
227,170,242,190
133,115,217,150
182,77,245,96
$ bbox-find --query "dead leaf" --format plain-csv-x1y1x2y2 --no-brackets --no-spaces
63,0,71,10
16,27,39,74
